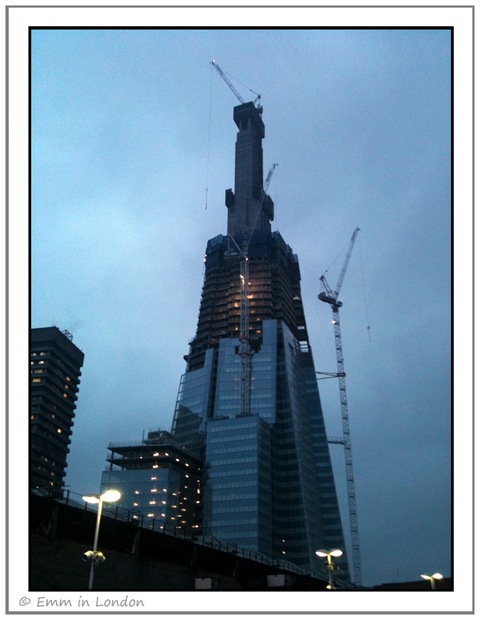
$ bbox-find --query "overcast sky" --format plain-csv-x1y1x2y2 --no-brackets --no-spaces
29,26,453,589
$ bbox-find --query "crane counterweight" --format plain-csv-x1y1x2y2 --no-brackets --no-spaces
318,291,342,308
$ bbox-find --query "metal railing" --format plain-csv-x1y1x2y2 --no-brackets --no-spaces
55,490,348,588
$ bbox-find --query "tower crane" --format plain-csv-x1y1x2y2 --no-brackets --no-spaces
229,163,277,417
210,59,262,111
318,227,362,586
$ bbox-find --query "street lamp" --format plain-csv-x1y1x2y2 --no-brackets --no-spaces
421,573,443,590
315,549,343,590
82,489,122,590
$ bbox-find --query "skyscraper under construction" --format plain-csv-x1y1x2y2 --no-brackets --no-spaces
170,94,349,579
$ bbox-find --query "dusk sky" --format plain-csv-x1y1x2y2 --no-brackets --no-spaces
23,15,465,601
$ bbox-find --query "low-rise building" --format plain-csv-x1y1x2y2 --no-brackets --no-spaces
101,429,203,537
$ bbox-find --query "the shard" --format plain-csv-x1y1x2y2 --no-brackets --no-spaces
171,98,349,578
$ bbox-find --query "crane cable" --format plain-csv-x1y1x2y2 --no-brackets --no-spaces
205,63,214,210
358,236,371,341
218,65,260,101
321,237,350,280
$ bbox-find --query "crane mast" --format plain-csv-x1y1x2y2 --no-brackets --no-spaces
318,227,362,586
236,163,277,417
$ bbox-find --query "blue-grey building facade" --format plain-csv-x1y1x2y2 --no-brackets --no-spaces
170,100,350,579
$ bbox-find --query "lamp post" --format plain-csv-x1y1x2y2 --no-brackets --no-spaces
82,489,121,590
315,549,343,590
421,573,443,590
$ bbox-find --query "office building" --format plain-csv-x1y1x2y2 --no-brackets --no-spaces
30,326,84,497
101,429,203,536
170,100,350,578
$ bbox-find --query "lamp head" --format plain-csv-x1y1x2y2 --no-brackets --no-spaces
315,548,343,558
82,489,121,504
421,573,443,581
82,495,100,505
100,489,121,503
315,550,328,558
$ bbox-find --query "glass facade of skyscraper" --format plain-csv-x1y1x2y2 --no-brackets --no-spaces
168,99,350,580
171,315,349,576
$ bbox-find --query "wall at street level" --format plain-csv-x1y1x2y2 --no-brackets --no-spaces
29,495,451,591
29,495,331,591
